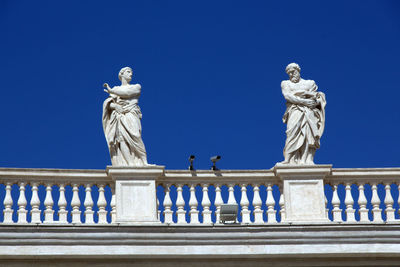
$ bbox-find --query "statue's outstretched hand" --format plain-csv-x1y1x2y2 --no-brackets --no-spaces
103,83,112,93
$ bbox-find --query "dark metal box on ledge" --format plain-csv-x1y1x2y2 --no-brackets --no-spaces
220,204,238,224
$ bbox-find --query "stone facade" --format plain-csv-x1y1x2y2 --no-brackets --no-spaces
0,166,400,266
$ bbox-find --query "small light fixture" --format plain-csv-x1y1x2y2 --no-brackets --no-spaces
210,155,221,170
219,204,238,224
188,155,195,170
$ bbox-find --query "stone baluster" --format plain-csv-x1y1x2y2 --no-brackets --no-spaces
3,182,14,223
44,183,54,223
30,183,41,223
240,184,250,224
71,184,81,223
398,184,400,221
110,184,116,223
253,184,263,223
163,184,173,224
189,184,199,224
157,198,160,220
325,192,328,214
84,184,94,224
97,184,107,224
384,183,395,222
371,183,383,222
17,182,27,224
331,183,342,222
278,185,285,222
344,183,355,222
58,184,68,223
358,184,369,222
227,184,236,205
214,184,223,224
176,184,186,224
266,184,276,223
202,184,212,224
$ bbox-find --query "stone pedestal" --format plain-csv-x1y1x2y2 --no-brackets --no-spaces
107,166,165,224
274,164,332,223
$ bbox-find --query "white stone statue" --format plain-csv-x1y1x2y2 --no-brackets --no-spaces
102,67,148,166
280,63,326,165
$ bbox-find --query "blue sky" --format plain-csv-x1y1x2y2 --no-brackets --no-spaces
1,1,399,170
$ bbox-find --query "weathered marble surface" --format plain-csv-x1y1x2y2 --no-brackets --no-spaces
1,167,400,266
1,224,400,266
274,164,331,222
102,67,148,166
107,166,164,224
281,63,326,165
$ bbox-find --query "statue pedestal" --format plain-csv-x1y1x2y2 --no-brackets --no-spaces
274,164,332,223
107,166,165,224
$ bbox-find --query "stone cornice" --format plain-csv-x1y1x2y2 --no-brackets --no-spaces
0,224,399,259
327,167,400,183
160,169,276,184
107,165,165,180
0,166,398,184
0,167,110,184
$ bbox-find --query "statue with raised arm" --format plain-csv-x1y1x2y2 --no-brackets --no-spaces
102,67,148,166
280,63,326,165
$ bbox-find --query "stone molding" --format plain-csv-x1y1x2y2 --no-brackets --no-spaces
0,166,398,183
107,165,165,180
274,164,332,179
0,224,400,259
0,167,110,184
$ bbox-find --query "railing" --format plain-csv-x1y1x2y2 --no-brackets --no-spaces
157,170,283,224
0,168,115,224
324,168,400,223
0,166,399,225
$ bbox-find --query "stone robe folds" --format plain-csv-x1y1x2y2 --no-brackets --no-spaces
282,80,326,162
102,96,147,166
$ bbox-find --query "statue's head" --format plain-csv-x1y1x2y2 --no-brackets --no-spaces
118,67,133,83
285,63,301,83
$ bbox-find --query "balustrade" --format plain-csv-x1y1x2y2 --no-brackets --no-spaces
157,170,283,224
0,169,113,224
0,167,399,226
325,168,400,223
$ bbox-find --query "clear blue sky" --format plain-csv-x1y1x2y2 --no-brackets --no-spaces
1,1,399,170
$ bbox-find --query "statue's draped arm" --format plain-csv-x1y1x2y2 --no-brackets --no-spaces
281,81,308,106
102,97,117,146
110,84,141,98
315,91,327,137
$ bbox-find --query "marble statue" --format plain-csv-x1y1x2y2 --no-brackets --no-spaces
102,67,148,166
280,63,326,165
